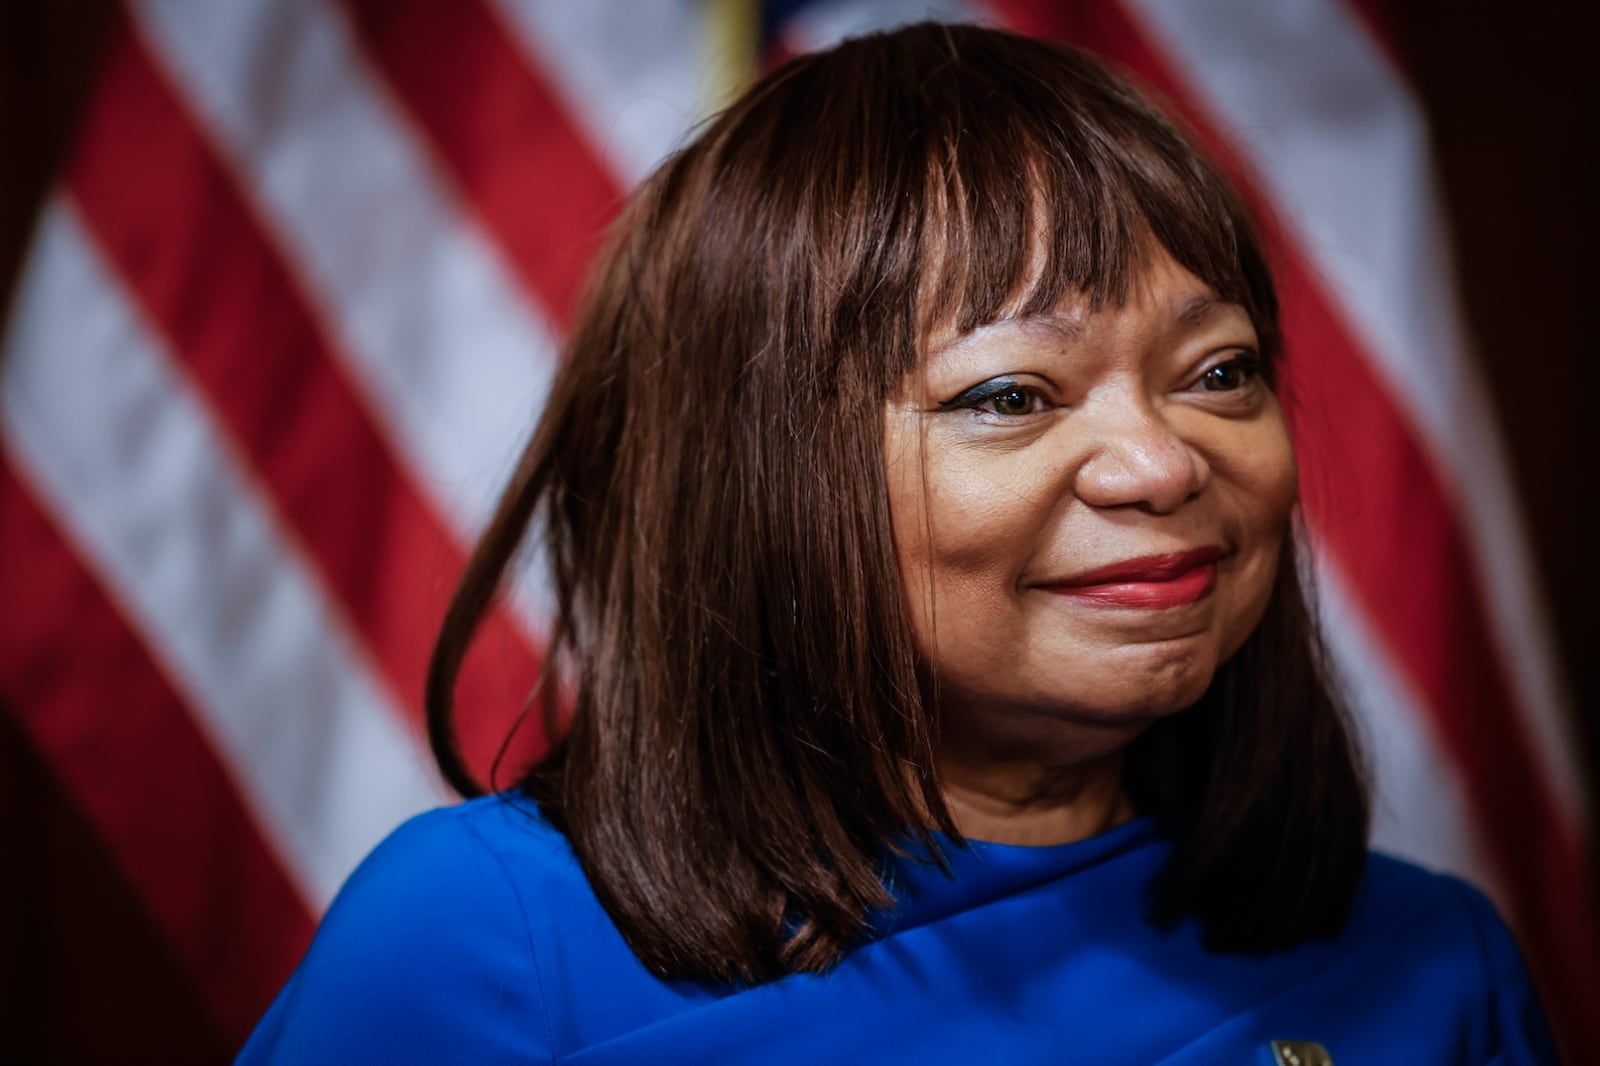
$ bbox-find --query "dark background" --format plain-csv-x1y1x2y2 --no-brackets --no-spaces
1,2,1594,1060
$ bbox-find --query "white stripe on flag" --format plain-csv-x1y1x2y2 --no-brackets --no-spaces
1311,555,1494,890
1123,0,1583,825
131,0,558,629
489,0,712,185
780,0,989,52
1,201,449,909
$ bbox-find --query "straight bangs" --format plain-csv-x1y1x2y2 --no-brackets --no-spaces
890,31,1282,372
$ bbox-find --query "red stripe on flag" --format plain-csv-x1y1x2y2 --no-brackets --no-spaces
340,0,627,330
991,1,1598,1055
0,457,313,1044
63,20,548,778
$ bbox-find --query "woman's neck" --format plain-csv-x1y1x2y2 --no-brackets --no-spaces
937,747,1134,846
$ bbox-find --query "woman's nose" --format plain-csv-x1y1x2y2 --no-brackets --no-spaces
1071,405,1208,514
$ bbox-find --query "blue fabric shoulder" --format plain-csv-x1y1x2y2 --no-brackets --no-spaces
238,799,1562,1064
1429,862,1561,1064
236,796,566,1065
1338,853,1560,1066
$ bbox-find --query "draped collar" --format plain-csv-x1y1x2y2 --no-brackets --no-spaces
873,816,1163,937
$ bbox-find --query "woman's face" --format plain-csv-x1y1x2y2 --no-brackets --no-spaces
885,248,1295,760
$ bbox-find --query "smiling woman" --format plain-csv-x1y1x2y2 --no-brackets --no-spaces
238,21,1557,1065
888,251,1300,846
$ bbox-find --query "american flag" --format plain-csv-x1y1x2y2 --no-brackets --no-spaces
1,0,1592,1060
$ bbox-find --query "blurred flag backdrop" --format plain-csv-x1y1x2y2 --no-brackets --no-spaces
1,0,1593,1059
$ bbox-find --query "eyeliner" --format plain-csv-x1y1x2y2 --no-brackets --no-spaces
937,378,1021,410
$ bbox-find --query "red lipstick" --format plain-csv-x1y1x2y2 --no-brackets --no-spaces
1043,547,1223,609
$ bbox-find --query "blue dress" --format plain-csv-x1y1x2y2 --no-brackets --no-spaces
237,795,1557,1064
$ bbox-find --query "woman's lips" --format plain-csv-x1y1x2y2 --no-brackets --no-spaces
1041,547,1223,609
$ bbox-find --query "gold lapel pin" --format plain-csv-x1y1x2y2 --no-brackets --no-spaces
1269,1040,1333,1066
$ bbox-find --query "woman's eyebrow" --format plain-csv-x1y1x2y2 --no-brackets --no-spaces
934,298,1240,359
1177,296,1219,324
1017,313,1084,344
929,313,1080,362
1175,295,1251,326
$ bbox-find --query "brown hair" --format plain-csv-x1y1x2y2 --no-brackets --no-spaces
427,22,1368,982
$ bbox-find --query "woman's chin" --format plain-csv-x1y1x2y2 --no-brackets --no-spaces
1042,635,1223,722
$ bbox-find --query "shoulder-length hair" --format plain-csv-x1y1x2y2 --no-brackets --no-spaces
428,21,1368,983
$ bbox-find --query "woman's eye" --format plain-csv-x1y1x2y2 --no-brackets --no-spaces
939,379,1049,418
1197,353,1259,393
983,388,1040,416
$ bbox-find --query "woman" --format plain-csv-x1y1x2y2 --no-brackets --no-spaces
239,23,1556,1064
